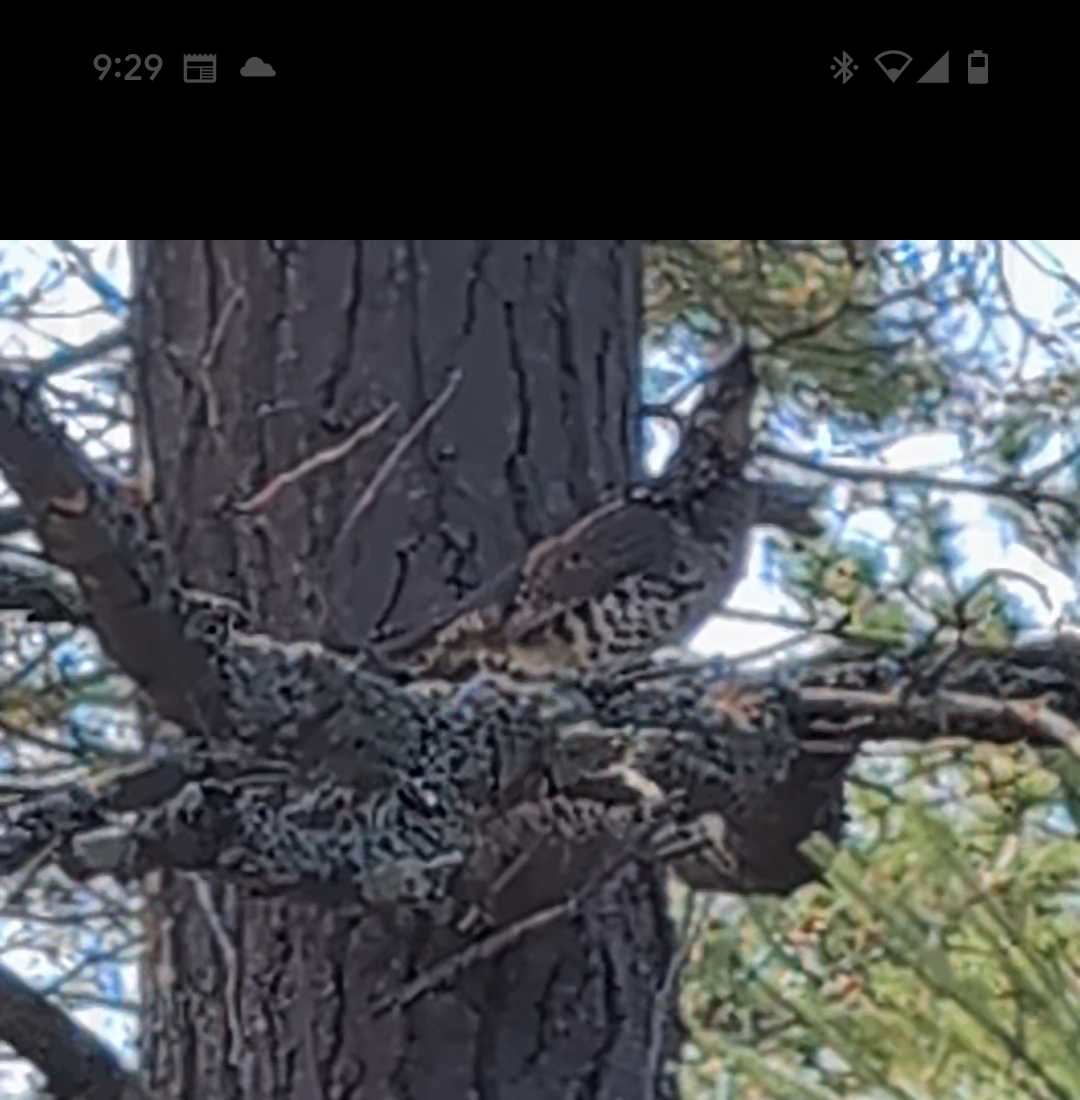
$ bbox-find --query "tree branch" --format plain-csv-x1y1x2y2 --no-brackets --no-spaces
0,960,147,1100
759,443,1080,520
3,636,1078,909
0,366,228,733
0,504,30,538
5,361,1080,921
0,559,87,623
0,367,427,774
0,327,129,378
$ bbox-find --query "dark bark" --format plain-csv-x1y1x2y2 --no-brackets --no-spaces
131,241,680,1099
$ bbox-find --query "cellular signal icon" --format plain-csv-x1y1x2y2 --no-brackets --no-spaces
918,52,950,82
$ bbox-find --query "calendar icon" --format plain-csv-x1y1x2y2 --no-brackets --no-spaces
184,54,217,83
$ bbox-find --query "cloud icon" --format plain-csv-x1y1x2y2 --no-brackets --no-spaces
240,57,275,77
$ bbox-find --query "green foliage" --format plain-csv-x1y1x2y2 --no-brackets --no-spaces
651,241,1080,1100
680,751,1080,1100
645,240,952,426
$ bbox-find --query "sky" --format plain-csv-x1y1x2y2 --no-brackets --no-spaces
1,240,1080,1093
692,240,1080,662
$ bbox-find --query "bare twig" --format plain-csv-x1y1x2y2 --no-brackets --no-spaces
726,629,818,668
800,684,1080,761
337,367,464,544
234,403,398,515
189,874,246,1071
957,567,1053,614
367,795,681,1019
718,606,817,631
196,281,245,435
52,241,127,318
1027,441,1080,490
759,443,1080,520
996,694,1080,760
369,897,572,1019
645,895,711,1100
0,329,130,379
1,837,62,908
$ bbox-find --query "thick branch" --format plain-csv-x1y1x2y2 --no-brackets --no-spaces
5,364,1079,912
0,368,426,775
3,637,1078,909
0,368,231,732
0,960,147,1100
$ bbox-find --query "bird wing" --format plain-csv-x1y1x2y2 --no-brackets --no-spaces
504,501,675,640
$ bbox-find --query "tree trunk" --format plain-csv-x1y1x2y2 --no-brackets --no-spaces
132,240,681,1099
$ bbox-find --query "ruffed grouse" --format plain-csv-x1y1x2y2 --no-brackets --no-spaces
380,347,821,680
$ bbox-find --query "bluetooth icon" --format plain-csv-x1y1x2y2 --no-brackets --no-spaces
831,51,858,83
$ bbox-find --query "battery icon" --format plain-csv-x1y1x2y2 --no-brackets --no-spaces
968,50,988,83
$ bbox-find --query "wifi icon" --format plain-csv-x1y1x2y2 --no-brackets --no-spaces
875,50,913,82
